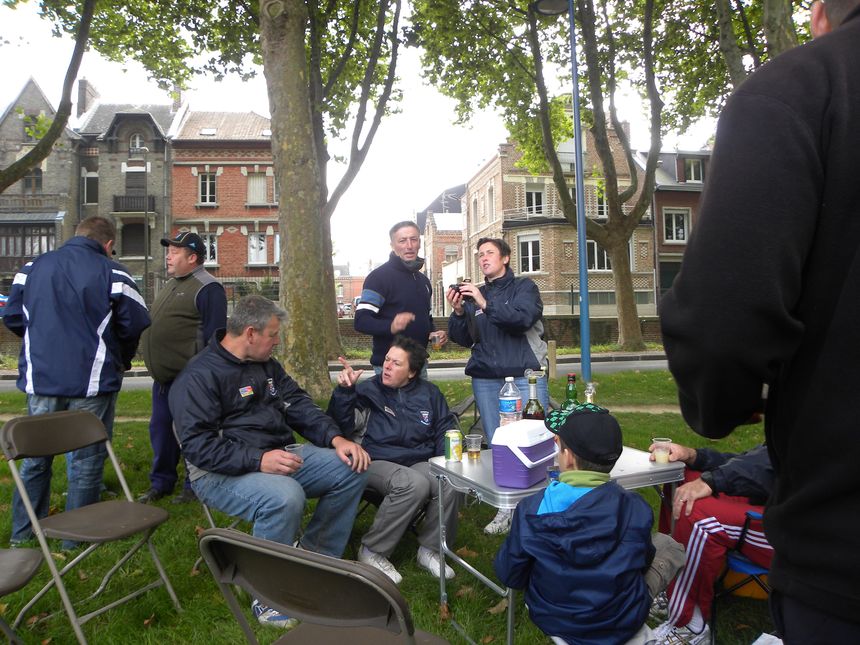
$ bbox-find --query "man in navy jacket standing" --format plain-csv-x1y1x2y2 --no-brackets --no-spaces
355,221,444,373
4,216,150,547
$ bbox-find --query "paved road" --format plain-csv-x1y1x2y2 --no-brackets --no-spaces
0,359,668,392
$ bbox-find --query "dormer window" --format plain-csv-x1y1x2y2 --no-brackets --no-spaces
685,158,703,183
129,133,144,150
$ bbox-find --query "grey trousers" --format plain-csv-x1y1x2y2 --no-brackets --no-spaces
362,460,461,557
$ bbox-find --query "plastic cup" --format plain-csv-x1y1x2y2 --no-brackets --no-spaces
284,443,303,457
652,438,671,464
431,332,443,351
464,434,482,460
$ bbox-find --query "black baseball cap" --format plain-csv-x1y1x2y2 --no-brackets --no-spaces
544,403,622,466
161,231,204,254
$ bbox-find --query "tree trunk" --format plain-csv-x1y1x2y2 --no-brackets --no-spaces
260,0,332,399
763,0,799,57
715,0,749,89
606,241,644,350
320,216,343,358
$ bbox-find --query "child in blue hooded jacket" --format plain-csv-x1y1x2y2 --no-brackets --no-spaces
494,404,655,645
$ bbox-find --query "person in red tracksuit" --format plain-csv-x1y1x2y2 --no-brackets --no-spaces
650,442,773,645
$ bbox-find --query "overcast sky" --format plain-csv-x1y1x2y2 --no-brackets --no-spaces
1,3,712,273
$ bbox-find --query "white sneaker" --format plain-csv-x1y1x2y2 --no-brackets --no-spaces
358,545,402,584
484,508,513,535
417,546,455,580
654,621,711,645
251,599,298,630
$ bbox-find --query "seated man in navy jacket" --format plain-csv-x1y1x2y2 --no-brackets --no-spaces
328,335,461,585
170,295,369,629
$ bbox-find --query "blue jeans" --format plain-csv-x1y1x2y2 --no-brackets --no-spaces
191,444,368,557
147,381,190,494
11,392,117,548
472,375,550,442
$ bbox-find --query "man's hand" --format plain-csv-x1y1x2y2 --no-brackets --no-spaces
649,441,697,465
260,448,303,475
390,312,415,334
331,436,370,473
672,477,714,520
336,356,364,388
430,330,448,346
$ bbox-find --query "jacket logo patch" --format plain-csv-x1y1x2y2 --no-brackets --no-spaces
384,406,396,417
419,410,431,425
267,378,277,397
239,385,254,398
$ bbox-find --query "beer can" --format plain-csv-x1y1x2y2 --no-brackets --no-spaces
445,430,463,462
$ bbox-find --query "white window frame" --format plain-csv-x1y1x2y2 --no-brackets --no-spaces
525,186,544,215
129,133,144,150
274,232,281,264
199,173,217,204
587,240,612,272
82,171,98,205
664,208,690,243
596,192,608,218
471,197,478,230
518,233,540,273
487,185,495,222
685,158,703,183
201,232,218,265
248,233,268,265
247,172,267,205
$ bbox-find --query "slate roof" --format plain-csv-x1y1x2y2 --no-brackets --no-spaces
417,184,465,231
175,111,272,141
77,103,178,138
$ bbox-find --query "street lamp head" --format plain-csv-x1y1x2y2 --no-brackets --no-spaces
531,0,570,16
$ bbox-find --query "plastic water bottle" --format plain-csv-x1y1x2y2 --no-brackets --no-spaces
499,377,522,426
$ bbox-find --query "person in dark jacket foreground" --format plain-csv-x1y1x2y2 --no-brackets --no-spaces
650,443,774,645
328,336,461,584
4,216,150,549
170,295,369,629
494,405,656,645
659,2,860,639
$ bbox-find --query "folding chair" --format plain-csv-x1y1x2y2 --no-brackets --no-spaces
198,527,450,644
1,410,182,644
0,548,43,645
711,510,771,644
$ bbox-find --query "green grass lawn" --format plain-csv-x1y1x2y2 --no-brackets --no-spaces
0,371,773,644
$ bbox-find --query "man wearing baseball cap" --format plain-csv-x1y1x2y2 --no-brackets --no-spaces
137,231,226,503
494,404,656,644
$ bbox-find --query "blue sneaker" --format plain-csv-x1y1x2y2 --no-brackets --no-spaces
251,599,298,629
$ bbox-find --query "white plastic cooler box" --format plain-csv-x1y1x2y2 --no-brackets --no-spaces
491,419,557,488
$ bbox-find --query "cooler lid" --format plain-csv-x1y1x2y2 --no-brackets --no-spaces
490,419,553,447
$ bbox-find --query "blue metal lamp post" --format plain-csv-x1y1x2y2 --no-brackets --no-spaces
532,0,592,386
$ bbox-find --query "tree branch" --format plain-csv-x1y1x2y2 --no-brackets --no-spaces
322,0,363,98
0,0,96,193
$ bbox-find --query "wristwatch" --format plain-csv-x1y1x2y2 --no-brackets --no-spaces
699,470,716,494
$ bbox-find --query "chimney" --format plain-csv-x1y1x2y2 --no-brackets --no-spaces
77,78,99,118
172,84,182,112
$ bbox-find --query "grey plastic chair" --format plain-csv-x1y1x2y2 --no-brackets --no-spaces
0,548,43,645
198,528,450,644
0,410,182,644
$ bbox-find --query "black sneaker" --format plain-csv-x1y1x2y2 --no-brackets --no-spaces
136,488,167,503
171,488,198,504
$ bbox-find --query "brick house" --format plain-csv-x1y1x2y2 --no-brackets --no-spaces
170,110,279,299
0,78,79,290
638,150,710,299
75,79,182,302
459,126,656,318
424,211,465,316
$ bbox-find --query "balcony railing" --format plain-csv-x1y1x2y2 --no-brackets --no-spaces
0,194,66,213
502,203,651,223
113,195,156,212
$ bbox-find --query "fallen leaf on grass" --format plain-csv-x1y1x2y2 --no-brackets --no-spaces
439,603,451,621
50,552,66,562
455,586,475,598
481,635,495,643
77,570,89,581
143,613,155,627
41,638,52,644
487,598,508,615
195,525,207,537
456,546,478,558
26,612,48,626
189,564,201,577
0,602,7,616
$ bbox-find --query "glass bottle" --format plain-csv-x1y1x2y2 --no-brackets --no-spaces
523,375,545,420
561,373,579,411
